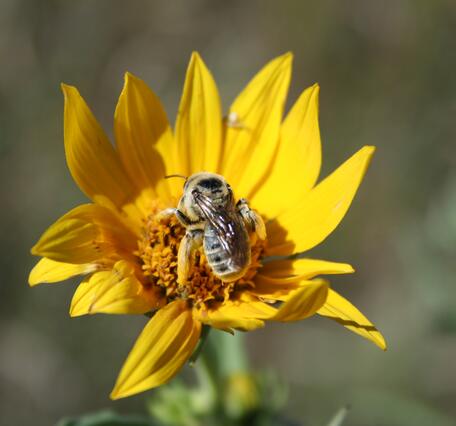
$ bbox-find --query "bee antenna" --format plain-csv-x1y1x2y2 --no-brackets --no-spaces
165,174,187,180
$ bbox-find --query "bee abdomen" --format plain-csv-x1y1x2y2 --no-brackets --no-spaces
203,235,246,282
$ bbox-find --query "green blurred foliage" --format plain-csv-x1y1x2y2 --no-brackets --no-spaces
147,332,289,426
325,406,349,426
1,0,455,425
57,411,156,426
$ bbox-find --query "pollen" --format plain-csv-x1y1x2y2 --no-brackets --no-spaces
136,211,266,309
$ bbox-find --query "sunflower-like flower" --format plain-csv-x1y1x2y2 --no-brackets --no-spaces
29,52,385,400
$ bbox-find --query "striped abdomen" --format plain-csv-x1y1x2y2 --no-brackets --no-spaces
203,223,251,282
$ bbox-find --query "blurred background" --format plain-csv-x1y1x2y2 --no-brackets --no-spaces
1,0,455,425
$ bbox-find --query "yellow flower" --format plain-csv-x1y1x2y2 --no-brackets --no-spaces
29,52,386,400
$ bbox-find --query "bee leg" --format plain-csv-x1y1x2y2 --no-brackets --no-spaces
177,229,204,286
155,207,194,228
155,207,177,222
175,209,193,226
236,198,266,240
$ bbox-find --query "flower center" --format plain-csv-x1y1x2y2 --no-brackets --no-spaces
136,208,266,309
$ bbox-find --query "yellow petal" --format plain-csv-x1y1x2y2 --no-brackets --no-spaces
267,146,375,255
263,222,296,257
194,297,276,332
175,52,222,175
62,84,135,207
31,204,137,264
261,257,354,279
70,261,154,316
253,257,353,301
114,73,174,200
28,257,99,287
251,84,321,217
271,280,328,322
221,53,292,199
318,289,386,350
251,274,301,301
196,312,264,332
111,300,201,399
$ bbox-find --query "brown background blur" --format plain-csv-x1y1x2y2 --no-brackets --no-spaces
1,1,456,425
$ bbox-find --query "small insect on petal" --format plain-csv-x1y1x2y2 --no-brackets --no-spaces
224,111,250,131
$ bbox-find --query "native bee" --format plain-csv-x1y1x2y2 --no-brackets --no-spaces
160,172,266,284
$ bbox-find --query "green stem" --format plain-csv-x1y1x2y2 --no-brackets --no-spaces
189,324,211,366
191,336,219,414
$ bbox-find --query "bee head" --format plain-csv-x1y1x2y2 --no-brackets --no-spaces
185,172,232,203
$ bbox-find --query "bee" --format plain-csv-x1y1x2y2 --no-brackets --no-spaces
160,172,266,284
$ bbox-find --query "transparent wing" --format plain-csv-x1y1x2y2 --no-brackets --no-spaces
193,192,239,255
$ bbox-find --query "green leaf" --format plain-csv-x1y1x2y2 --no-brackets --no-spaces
325,406,349,426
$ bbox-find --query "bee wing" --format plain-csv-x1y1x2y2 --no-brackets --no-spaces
193,193,237,254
